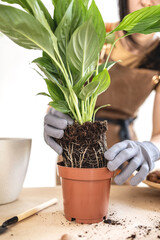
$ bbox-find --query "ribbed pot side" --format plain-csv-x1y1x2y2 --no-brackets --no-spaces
58,163,114,224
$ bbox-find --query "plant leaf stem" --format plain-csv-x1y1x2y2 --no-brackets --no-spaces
103,33,130,70
96,53,99,75
53,49,83,124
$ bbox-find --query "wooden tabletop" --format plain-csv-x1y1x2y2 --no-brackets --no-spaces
0,186,160,240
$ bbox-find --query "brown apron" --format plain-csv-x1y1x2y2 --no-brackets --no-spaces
95,63,160,148
96,25,160,148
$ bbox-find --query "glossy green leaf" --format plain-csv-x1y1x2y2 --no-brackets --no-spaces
55,1,73,62
55,0,86,63
92,69,110,97
33,60,69,100
33,59,62,86
98,61,120,73
54,0,71,25
44,79,65,101
114,5,160,34
26,0,55,32
49,100,70,113
73,71,94,95
37,92,50,97
2,0,56,31
87,0,106,51
137,19,160,34
33,57,59,75
0,4,57,57
66,19,99,78
52,0,57,7
83,0,89,8
78,80,100,100
1,0,33,13
70,0,86,35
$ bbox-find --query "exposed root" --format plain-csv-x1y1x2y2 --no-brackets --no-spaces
80,147,88,168
56,121,108,168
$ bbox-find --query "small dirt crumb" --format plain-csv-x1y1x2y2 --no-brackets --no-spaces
10,234,14,236
104,219,122,226
155,222,160,230
157,236,160,239
61,234,77,240
126,234,136,239
109,212,115,217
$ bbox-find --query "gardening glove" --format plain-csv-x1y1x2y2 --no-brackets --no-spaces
44,108,74,155
104,140,160,186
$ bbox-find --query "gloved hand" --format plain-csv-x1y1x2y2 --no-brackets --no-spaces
104,140,160,186
44,108,74,155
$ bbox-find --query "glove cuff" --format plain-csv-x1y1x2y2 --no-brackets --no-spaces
140,141,160,170
143,141,160,161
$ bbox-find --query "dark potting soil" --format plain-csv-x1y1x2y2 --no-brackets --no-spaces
104,219,122,226
56,121,108,168
126,234,136,239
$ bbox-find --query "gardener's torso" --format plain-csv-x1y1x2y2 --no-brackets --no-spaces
95,23,160,148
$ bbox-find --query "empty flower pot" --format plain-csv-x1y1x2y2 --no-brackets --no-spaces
58,162,114,224
0,138,32,204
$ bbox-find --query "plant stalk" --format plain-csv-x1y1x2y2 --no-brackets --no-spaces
103,34,129,70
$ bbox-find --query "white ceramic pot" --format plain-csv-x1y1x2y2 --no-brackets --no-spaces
0,138,32,204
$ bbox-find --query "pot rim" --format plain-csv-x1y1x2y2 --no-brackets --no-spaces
57,162,114,181
0,138,32,141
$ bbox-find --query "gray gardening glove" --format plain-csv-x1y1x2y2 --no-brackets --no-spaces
104,140,160,186
44,108,74,155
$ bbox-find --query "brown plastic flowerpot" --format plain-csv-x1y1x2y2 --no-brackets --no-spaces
57,162,114,224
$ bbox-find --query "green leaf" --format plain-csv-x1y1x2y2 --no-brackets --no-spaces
36,63,70,106
70,0,86,35
0,4,56,57
33,59,62,85
49,100,70,113
1,0,33,13
26,0,55,33
78,80,100,101
137,19,160,34
44,78,65,101
87,0,106,51
2,0,56,31
54,1,74,62
55,0,86,62
114,5,160,34
33,59,69,101
66,19,99,78
83,0,89,8
92,69,110,97
52,0,57,7
98,61,120,73
73,71,94,95
54,0,71,25
33,57,59,75
37,92,50,97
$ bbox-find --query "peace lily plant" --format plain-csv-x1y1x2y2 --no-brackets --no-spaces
1,0,160,224
0,0,160,125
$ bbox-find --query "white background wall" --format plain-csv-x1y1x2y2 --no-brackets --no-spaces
0,0,159,188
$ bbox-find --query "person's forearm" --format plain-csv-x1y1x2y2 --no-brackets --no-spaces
150,134,160,151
